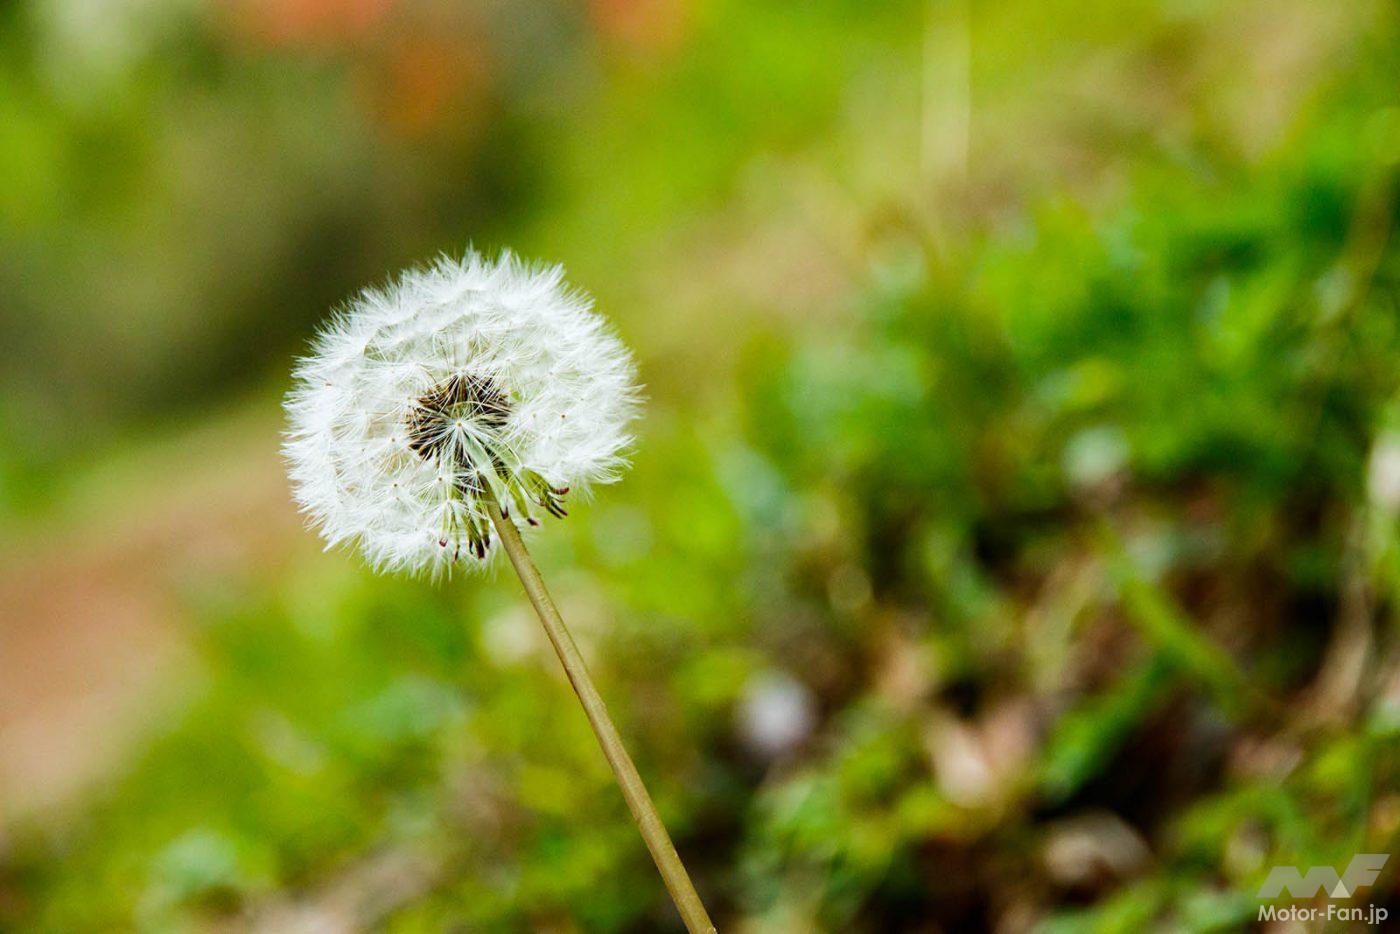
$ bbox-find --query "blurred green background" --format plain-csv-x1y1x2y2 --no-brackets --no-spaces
4,0,1400,930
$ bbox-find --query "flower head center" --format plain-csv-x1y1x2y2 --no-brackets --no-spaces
406,373,510,461
402,372,570,562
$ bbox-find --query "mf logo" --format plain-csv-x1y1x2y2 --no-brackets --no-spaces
1258,854,1389,899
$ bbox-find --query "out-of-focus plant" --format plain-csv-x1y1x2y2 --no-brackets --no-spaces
726,63,1400,928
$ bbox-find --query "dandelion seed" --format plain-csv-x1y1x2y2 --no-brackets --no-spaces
283,250,640,577
283,249,713,932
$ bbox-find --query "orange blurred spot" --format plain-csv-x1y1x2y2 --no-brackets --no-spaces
228,0,396,46
361,31,490,137
588,0,688,50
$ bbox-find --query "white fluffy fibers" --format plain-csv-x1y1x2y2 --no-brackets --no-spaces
284,251,639,577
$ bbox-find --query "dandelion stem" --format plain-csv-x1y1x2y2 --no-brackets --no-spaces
483,492,716,934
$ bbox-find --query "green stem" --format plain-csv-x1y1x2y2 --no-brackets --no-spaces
483,492,717,934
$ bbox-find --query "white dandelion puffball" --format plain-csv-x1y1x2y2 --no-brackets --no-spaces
284,251,640,577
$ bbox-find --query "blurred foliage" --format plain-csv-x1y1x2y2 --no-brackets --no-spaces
6,0,1400,932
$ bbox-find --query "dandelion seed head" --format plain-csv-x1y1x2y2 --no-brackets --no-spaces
284,250,640,577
